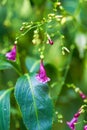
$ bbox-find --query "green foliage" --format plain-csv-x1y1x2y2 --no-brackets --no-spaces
14,74,53,130
0,0,87,130
0,59,12,70
0,89,13,130
0,54,12,70
25,57,40,73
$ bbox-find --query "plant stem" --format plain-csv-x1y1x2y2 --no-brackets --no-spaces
56,44,75,102
16,23,44,41
12,65,22,76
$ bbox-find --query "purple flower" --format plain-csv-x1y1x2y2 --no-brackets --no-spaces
6,44,16,61
67,112,80,130
79,92,87,99
48,39,54,45
36,60,50,83
84,125,87,130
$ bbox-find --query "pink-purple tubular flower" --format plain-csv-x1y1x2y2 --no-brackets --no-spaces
36,60,50,83
6,44,16,61
48,39,54,45
84,125,87,130
67,111,80,130
79,92,87,99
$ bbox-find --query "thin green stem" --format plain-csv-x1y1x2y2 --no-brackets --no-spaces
16,23,44,41
12,65,22,76
59,45,74,87
56,45,75,102
8,87,14,92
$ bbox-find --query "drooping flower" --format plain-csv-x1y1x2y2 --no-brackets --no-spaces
67,111,81,130
75,88,87,100
36,59,50,83
84,125,87,130
6,44,16,61
79,92,87,99
47,34,54,45
48,39,54,45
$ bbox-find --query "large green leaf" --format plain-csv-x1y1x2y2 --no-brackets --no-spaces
0,88,13,130
14,73,53,130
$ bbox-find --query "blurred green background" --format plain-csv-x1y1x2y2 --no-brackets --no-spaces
0,0,87,130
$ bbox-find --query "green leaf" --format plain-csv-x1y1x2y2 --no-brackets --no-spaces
14,73,53,130
0,59,13,70
25,57,40,73
0,88,13,130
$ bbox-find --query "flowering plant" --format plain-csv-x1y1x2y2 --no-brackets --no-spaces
0,0,87,130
